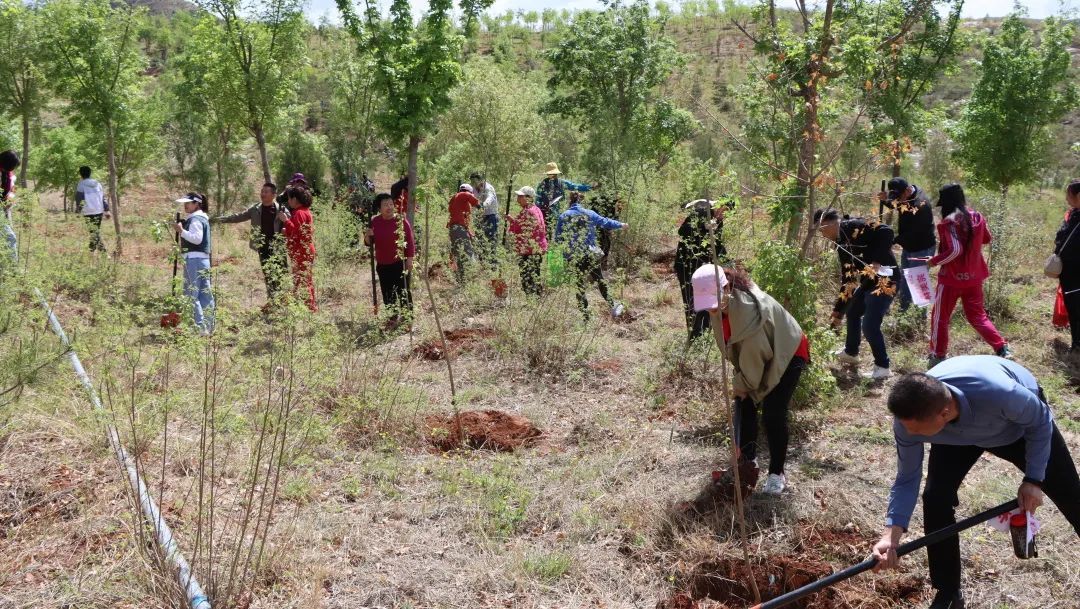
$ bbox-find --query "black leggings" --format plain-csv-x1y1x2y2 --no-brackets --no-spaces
575,256,612,315
735,355,807,476
1062,277,1080,349
518,254,543,296
923,423,1080,594
376,261,412,314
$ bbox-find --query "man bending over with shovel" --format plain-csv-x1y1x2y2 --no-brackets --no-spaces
873,356,1080,608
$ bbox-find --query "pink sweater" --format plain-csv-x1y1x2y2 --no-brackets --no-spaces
508,205,547,255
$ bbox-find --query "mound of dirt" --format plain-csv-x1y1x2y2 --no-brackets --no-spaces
659,549,928,609
426,409,541,452
411,328,495,361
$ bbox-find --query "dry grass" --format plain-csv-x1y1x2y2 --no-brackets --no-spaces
1,179,1078,609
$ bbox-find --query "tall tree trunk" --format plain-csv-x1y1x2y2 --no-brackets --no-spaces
106,125,123,255
791,94,818,247
19,112,29,188
254,122,272,184
406,134,420,228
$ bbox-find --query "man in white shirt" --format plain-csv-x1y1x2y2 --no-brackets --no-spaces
75,166,109,252
470,172,499,264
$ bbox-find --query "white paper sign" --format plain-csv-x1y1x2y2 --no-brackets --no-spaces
989,509,1042,545
902,266,934,308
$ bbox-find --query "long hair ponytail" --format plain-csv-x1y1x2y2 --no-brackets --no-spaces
938,183,973,246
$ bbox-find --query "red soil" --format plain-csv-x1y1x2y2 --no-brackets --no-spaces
425,409,541,452
411,328,495,361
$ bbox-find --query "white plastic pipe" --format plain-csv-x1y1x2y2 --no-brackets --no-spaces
34,287,211,609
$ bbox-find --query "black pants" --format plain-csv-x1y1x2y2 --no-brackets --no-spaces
85,214,105,252
923,423,1080,594
735,355,807,475
541,206,555,241
1061,276,1080,349
258,243,287,301
518,254,543,296
575,255,612,317
376,261,412,315
676,263,711,339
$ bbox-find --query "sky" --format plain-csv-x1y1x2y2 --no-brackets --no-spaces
306,0,1080,23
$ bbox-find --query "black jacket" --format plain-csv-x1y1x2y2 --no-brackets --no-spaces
674,213,726,276
1056,208,1080,286
832,217,898,315
885,185,936,252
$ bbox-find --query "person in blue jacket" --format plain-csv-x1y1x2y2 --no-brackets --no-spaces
871,356,1080,609
536,162,590,240
555,195,627,320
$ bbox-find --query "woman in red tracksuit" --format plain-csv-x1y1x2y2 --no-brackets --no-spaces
918,183,1010,367
279,185,317,312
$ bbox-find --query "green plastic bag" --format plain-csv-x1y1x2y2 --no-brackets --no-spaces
545,245,570,287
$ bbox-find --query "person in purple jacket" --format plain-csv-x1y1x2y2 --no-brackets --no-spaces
871,356,1080,609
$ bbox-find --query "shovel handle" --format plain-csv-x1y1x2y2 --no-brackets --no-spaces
748,499,1019,609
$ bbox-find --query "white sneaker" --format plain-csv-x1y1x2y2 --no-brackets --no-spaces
761,473,786,495
832,348,859,366
862,365,891,380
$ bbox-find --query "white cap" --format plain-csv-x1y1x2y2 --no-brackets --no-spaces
691,264,728,312
515,186,536,198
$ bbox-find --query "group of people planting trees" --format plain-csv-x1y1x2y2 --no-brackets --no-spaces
6,143,1080,607
673,177,1080,608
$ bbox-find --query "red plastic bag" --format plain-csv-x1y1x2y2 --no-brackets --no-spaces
1054,286,1069,328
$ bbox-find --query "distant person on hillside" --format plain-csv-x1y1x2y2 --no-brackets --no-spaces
872,358,1080,609
911,184,1010,367
536,162,590,240
1,150,20,262
880,177,936,314
280,185,317,312
691,264,809,496
814,208,897,380
365,192,416,327
555,194,627,320
447,183,479,283
75,166,109,253
470,172,499,264
212,182,287,305
1052,181,1080,354
506,186,546,296
173,192,214,335
675,198,732,339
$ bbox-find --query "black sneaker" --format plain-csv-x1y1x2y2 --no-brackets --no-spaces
928,354,946,369
928,590,964,609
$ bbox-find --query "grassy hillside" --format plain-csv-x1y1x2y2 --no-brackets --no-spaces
3,6,1080,609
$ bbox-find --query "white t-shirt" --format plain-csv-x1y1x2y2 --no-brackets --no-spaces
76,178,105,215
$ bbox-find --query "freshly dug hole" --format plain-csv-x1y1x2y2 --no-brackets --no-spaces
426,409,541,452
411,327,495,361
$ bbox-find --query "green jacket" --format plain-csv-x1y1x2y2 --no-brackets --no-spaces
213,202,285,251
713,285,805,404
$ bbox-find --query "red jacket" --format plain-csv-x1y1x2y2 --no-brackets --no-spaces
283,207,315,260
508,205,547,255
930,209,990,287
369,214,416,266
448,191,479,228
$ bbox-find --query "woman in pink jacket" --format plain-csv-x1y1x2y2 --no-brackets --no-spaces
916,183,1011,367
506,186,547,296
